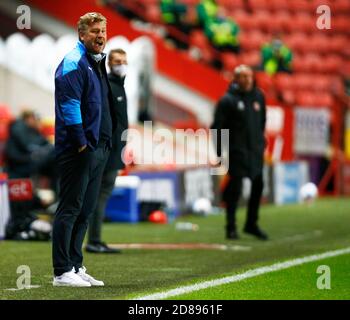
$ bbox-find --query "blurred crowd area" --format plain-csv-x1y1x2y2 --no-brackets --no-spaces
0,0,350,240
106,0,349,107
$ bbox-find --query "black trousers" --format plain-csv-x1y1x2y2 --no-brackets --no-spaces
88,168,118,244
52,145,109,276
223,173,264,231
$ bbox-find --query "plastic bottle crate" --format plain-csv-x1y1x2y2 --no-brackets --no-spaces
105,186,139,223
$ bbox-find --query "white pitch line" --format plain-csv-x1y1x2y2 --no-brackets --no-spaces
133,246,350,300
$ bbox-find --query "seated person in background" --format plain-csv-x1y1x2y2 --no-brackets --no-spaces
160,0,191,48
4,110,56,184
196,0,218,28
4,110,57,241
261,35,292,75
160,0,187,25
5,192,53,241
204,15,240,54
197,1,240,54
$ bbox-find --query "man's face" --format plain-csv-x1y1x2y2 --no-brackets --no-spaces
236,69,254,92
80,21,107,54
108,52,127,68
25,115,40,131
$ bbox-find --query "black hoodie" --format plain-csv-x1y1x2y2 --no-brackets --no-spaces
211,83,266,178
106,72,128,170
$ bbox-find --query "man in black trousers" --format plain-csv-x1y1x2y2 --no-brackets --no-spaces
86,49,129,254
211,64,268,241
52,12,118,287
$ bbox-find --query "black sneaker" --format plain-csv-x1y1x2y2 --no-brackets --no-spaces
226,229,239,240
86,242,122,254
243,225,268,240
99,242,122,253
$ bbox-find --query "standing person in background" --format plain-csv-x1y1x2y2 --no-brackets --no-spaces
211,65,268,241
261,35,293,75
52,12,117,287
86,49,129,254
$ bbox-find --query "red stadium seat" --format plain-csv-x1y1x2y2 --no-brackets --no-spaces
315,93,334,107
274,73,294,92
304,53,324,73
291,54,305,73
329,35,348,53
269,0,289,12
281,89,296,106
273,11,293,33
333,0,350,14
295,91,318,106
221,52,240,72
239,30,267,51
249,0,269,11
285,33,310,54
311,75,331,91
252,10,271,31
189,30,214,63
293,74,314,91
333,16,350,34
319,55,343,74
292,13,314,33
240,50,260,67
189,30,210,50
330,76,345,96
232,11,254,31
255,72,274,92
139,0,159,4
289,0,313,13
217,0,245,11
296,91,334,107
145,5,161,24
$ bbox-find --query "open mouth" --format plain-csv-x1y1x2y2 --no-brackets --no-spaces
95,39,104,47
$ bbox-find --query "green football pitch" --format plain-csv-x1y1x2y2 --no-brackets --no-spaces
0,197,349,300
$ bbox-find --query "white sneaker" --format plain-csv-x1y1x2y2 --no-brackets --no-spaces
76,266,104,286
53,268,91,287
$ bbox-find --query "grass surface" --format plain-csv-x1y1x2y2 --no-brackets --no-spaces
172,254,350,300
0,197,349,300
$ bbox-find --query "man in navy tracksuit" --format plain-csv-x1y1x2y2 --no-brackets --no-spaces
52,12,117,287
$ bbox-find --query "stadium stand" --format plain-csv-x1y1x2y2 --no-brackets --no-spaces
100,0,348,110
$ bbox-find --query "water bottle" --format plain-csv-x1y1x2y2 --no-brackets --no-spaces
175,222,199,231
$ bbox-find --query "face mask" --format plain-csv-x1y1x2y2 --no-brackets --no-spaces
90,53,103,62
112,64,127,77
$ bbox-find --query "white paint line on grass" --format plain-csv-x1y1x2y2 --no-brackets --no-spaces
5,285,41,291
109,243,251,251
133,246,350,300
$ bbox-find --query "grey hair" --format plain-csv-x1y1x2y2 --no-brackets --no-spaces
234,64,252,76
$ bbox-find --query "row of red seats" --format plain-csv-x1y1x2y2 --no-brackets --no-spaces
282,90,335,107
190,29,346,75
274,73,344,95
232,10,349,34
255,72,341,107
243,0,350,13
239,31,348,56
220,51,345,76
139,0,350,14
